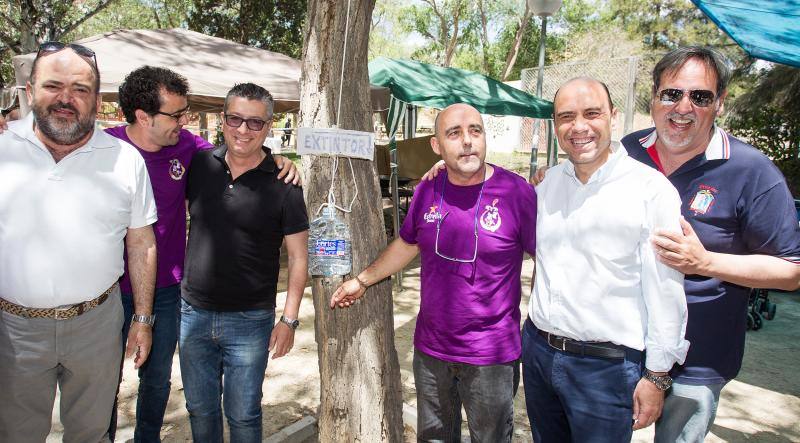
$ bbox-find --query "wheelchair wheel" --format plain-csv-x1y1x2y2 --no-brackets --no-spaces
765,301,777,320
747,312,755,330
753,312,763,330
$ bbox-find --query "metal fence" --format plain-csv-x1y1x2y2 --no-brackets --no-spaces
519,54,662,157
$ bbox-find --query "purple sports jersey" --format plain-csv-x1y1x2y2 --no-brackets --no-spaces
105,126,213,293
399,165,537,365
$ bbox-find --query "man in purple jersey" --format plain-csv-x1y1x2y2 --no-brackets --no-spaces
331,103,537,442
105,66,298,442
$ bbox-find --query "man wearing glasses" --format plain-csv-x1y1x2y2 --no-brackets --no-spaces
179,83,308,442
622,47,800,442
0,43,157,442
331,103,537,441
104,66,298,442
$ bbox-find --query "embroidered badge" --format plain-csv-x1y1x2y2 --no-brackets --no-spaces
480,198,502,232
169,158,185,181
424,205,442,223
688,185,717,215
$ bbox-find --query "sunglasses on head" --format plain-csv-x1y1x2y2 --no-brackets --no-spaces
224,114,268,131
657,88,716,107
37,41,98,68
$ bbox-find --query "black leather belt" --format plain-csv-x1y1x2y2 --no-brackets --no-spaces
530,319,627,359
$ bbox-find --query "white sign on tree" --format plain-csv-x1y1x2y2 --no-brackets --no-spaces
296,127,375,160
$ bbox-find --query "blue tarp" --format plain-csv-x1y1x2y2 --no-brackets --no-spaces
692,1,800,68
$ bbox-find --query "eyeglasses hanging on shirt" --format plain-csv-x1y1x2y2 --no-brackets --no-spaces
434,169,487,263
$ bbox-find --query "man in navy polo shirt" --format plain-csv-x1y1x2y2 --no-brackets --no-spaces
621,46,800,442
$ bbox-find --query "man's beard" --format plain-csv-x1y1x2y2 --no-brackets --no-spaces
33,101,96,145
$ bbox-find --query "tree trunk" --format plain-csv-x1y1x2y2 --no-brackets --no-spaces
477,0,490,75
501,5,533,81
299,0,404,441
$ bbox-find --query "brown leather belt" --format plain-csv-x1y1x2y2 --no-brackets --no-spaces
527,318,627,359
0,283,117,320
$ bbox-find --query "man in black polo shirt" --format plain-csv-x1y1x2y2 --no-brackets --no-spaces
179,83,309,442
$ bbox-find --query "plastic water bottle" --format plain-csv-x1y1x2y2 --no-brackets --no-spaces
308,206,352,276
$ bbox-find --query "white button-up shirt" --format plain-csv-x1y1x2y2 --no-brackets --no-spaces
0,114,157,308
529,145,689,371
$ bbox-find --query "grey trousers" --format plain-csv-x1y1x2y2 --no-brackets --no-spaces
413,349,519,443
0,290,123,443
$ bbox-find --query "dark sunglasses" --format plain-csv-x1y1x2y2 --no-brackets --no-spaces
154,106,190,122
37,41,98,68
657,88,716,107
224,114,268,131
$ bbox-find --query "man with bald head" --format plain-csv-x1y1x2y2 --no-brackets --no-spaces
0,43,157,442
521,77,689,442
331,103,537,441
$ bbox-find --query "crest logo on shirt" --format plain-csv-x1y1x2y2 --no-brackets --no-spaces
424,205,442,223
688,184,717,215
480,198,502,232
169,158,185,181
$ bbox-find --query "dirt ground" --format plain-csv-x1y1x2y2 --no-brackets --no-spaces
46,255,800,442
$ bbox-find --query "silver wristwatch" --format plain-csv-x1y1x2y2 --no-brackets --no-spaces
279,315,300,330
643,369,673,391
131,313,156,327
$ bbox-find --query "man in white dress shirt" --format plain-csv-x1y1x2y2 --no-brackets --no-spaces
521,77,690,442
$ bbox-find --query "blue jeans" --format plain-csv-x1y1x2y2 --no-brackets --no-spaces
114,285,180,443
179,299,274,443
654,381,726,443
521,320,642,443
413,349,519,442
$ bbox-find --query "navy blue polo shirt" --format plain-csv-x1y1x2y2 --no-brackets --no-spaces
182,146,309,311
622,127,800,385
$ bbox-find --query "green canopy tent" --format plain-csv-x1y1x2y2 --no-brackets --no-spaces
369,57,554,284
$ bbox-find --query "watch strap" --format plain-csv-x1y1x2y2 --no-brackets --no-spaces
280,315,300,330
643,369,673,391
131,313,156,327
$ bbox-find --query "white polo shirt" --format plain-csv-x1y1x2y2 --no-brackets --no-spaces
0,114,157,308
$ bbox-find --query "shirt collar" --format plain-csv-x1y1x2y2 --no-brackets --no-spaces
638,125,730,160
562,141,627,185
213,144,276,173
9,112,115,153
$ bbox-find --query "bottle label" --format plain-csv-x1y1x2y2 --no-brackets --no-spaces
314,239,347,256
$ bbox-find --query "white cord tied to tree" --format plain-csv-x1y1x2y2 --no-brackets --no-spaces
316,0,358,217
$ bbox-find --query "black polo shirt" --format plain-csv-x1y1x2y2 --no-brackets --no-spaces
182,146,308,311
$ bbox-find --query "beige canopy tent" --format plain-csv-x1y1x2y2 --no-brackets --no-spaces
13,28,301,114
12,28,391,115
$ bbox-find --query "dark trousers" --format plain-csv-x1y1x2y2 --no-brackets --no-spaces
413,349,519,443
109,285,181,442
521,319,643,443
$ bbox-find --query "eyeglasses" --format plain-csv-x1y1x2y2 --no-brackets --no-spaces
434,172,487,263
154,106,190,122
224,114,268,131
657,88,716,107
37,41,98,70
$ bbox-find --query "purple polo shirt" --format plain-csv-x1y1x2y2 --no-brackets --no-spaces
623,127,800,385
105,126,213,294
399,165,537,365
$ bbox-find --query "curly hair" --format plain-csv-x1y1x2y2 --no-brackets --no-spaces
118,66,189,123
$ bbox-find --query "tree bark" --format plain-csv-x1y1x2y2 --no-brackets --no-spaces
299,0,404,441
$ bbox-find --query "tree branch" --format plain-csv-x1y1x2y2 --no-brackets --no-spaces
57,0,117,38
0,11,18,29
0,31,21,54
